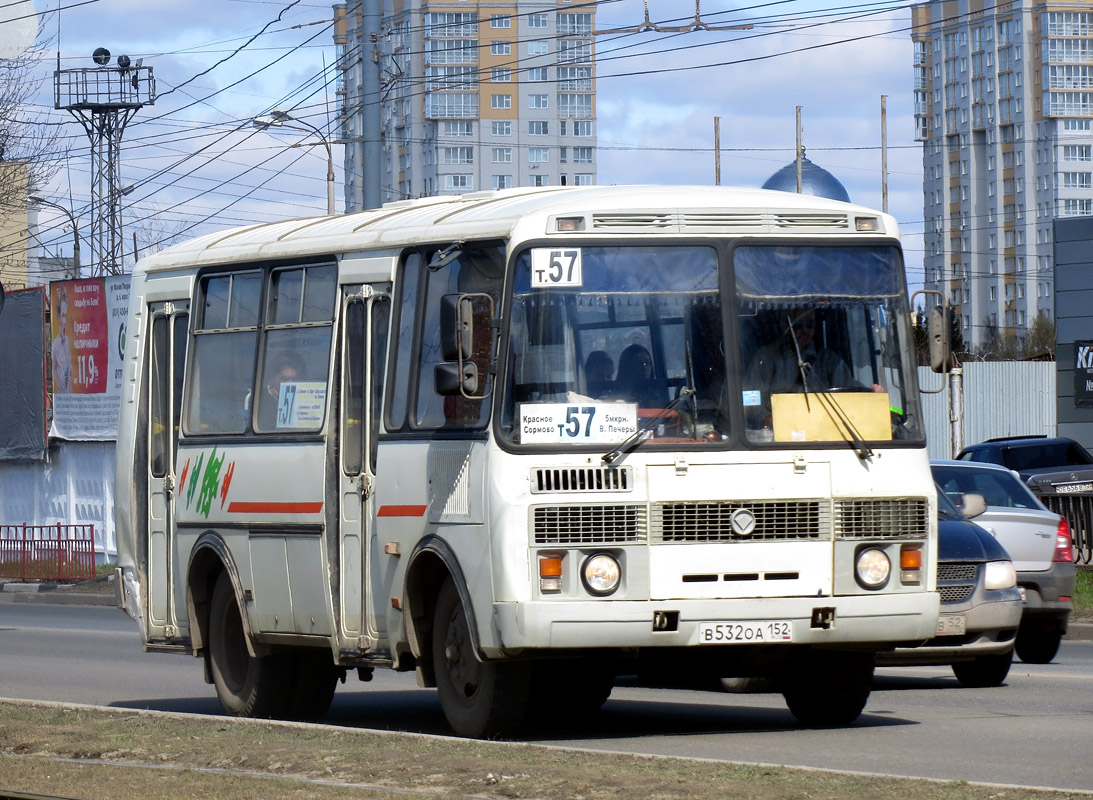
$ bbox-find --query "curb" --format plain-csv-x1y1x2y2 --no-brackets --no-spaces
0,581,117,607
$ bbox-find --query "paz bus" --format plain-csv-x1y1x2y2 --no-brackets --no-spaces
114,184,943,737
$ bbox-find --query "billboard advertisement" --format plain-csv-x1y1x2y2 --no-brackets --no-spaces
49,276,130,440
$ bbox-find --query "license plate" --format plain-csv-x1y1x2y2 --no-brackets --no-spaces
698,621,793,644
936,614,966,636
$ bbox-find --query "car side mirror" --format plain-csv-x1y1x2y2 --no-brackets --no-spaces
960,492,987,518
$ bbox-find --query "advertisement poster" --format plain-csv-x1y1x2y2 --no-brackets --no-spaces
49,276,130,440
1076,340,1093,409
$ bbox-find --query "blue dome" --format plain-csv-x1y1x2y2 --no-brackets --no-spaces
762,156,850,203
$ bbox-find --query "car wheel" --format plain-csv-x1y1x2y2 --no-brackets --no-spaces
432,578,531,738
1015,626,1062,664
782,650,873,726
951,649,1012,687
721,676,778,693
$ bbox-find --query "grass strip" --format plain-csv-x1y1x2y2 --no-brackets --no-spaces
0,700,1089,800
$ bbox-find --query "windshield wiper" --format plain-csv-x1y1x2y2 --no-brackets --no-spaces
602,387,695,466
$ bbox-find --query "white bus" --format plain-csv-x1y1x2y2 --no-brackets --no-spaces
114,185,941,737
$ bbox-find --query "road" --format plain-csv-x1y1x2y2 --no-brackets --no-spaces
1,602,1091,792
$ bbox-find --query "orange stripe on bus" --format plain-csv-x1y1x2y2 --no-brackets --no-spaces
377,505,428,517
227,501,324,514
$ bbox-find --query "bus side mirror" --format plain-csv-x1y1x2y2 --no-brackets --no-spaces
440,293,473,362
928,305,950,373
435,361,478,396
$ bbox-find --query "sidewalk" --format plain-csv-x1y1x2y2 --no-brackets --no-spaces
0,579,117,607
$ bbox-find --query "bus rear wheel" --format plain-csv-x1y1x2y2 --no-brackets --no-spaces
432,578,530,738
781,650,873,727
208,573,292,719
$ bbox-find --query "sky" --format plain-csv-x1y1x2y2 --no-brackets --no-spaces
12,0,926,286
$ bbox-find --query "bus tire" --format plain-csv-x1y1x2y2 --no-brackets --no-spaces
782,650,873,727
432,578,530,738
288,650,338,721
527,658,614,718
208,573,292,719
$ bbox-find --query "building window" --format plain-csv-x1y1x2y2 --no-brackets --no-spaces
490,14,510,28
492,121,511,136
527,12,548,28
491,147,512,163
528,147,549,163
529,94,549,109
572,120,593,136
444,174,473,192
574,173,593,186
557,66,592,90
1063,172,1092,188
492,68,511,82
443,121,473,137
573,146,594,164
492,175,512,190
558,94,592,117
532,175,549,186
529,120,549,135
444,147,474,165
528,41,548,56
491,94,512,109
527,67,548,82
491,42,511,56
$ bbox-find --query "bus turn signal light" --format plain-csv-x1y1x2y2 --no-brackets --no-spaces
900,546,922,584
539,554,563,593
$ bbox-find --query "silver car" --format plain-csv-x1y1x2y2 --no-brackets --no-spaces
931,459,1076,664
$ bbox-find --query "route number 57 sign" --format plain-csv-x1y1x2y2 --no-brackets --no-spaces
531,248,583,288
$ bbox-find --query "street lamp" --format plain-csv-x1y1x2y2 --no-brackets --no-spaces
27,195,81,275
252,109,336,216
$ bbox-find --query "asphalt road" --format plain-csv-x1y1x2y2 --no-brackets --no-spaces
1,601,1091,792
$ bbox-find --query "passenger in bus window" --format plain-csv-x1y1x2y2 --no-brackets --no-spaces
584,350,614,397
259,354,301,430
614,343,664,409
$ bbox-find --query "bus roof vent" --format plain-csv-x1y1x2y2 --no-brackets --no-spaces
772,213,850,230
531,466,633,493
590,212,675,230
681,212,766,231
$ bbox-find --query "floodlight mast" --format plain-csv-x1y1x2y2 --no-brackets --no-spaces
54,49,155,276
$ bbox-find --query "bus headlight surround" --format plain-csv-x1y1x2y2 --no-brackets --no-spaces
855,547,891,589
581,553,621,596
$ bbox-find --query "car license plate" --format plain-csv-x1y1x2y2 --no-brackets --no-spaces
936,614,966,636
698,621,793,644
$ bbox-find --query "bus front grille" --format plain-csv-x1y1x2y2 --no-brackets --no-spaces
834,498,929,539
650,500,829,542
532,504,647,544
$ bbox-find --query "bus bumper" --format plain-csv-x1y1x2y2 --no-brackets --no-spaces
490,592,940,653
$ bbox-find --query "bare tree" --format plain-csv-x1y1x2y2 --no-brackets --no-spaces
0,35,63,283
1023,311,1057,360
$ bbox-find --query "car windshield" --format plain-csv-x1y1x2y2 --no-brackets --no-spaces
498,243,923,451
936,485,965,521
932,464,1041,510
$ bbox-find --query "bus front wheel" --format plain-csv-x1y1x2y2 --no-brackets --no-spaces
781,650,873,727
208,573,292,719
432,578,530,738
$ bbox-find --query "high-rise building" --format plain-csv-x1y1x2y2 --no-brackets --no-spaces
911,0,1091,353
334,1,598,211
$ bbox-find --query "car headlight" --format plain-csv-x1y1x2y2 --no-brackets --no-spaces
581,554,621,596
983,560,1017,590
855,547,891,589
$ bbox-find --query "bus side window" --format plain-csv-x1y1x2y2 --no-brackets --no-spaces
385,253,423,432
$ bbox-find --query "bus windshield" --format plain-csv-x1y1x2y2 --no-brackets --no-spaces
499,243,923,449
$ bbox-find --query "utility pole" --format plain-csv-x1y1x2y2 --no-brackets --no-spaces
54,48,154,276
881,95,889,213
795,107,803,193
714,117,721,185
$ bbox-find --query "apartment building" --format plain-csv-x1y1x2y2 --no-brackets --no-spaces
912,0,1093,352
334,1,597,211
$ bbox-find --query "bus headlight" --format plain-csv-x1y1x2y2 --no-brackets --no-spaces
984,560,1017,590
581,554,621,596
855,548,891,589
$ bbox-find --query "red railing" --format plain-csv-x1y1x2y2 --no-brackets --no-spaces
0,523,97,582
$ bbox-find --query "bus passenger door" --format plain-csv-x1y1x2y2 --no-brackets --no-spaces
146,303,188,637
338,292,390,646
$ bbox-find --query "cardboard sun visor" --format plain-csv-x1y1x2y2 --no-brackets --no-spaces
771,391,892,442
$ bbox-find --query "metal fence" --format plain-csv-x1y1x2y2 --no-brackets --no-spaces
0,523,97,582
